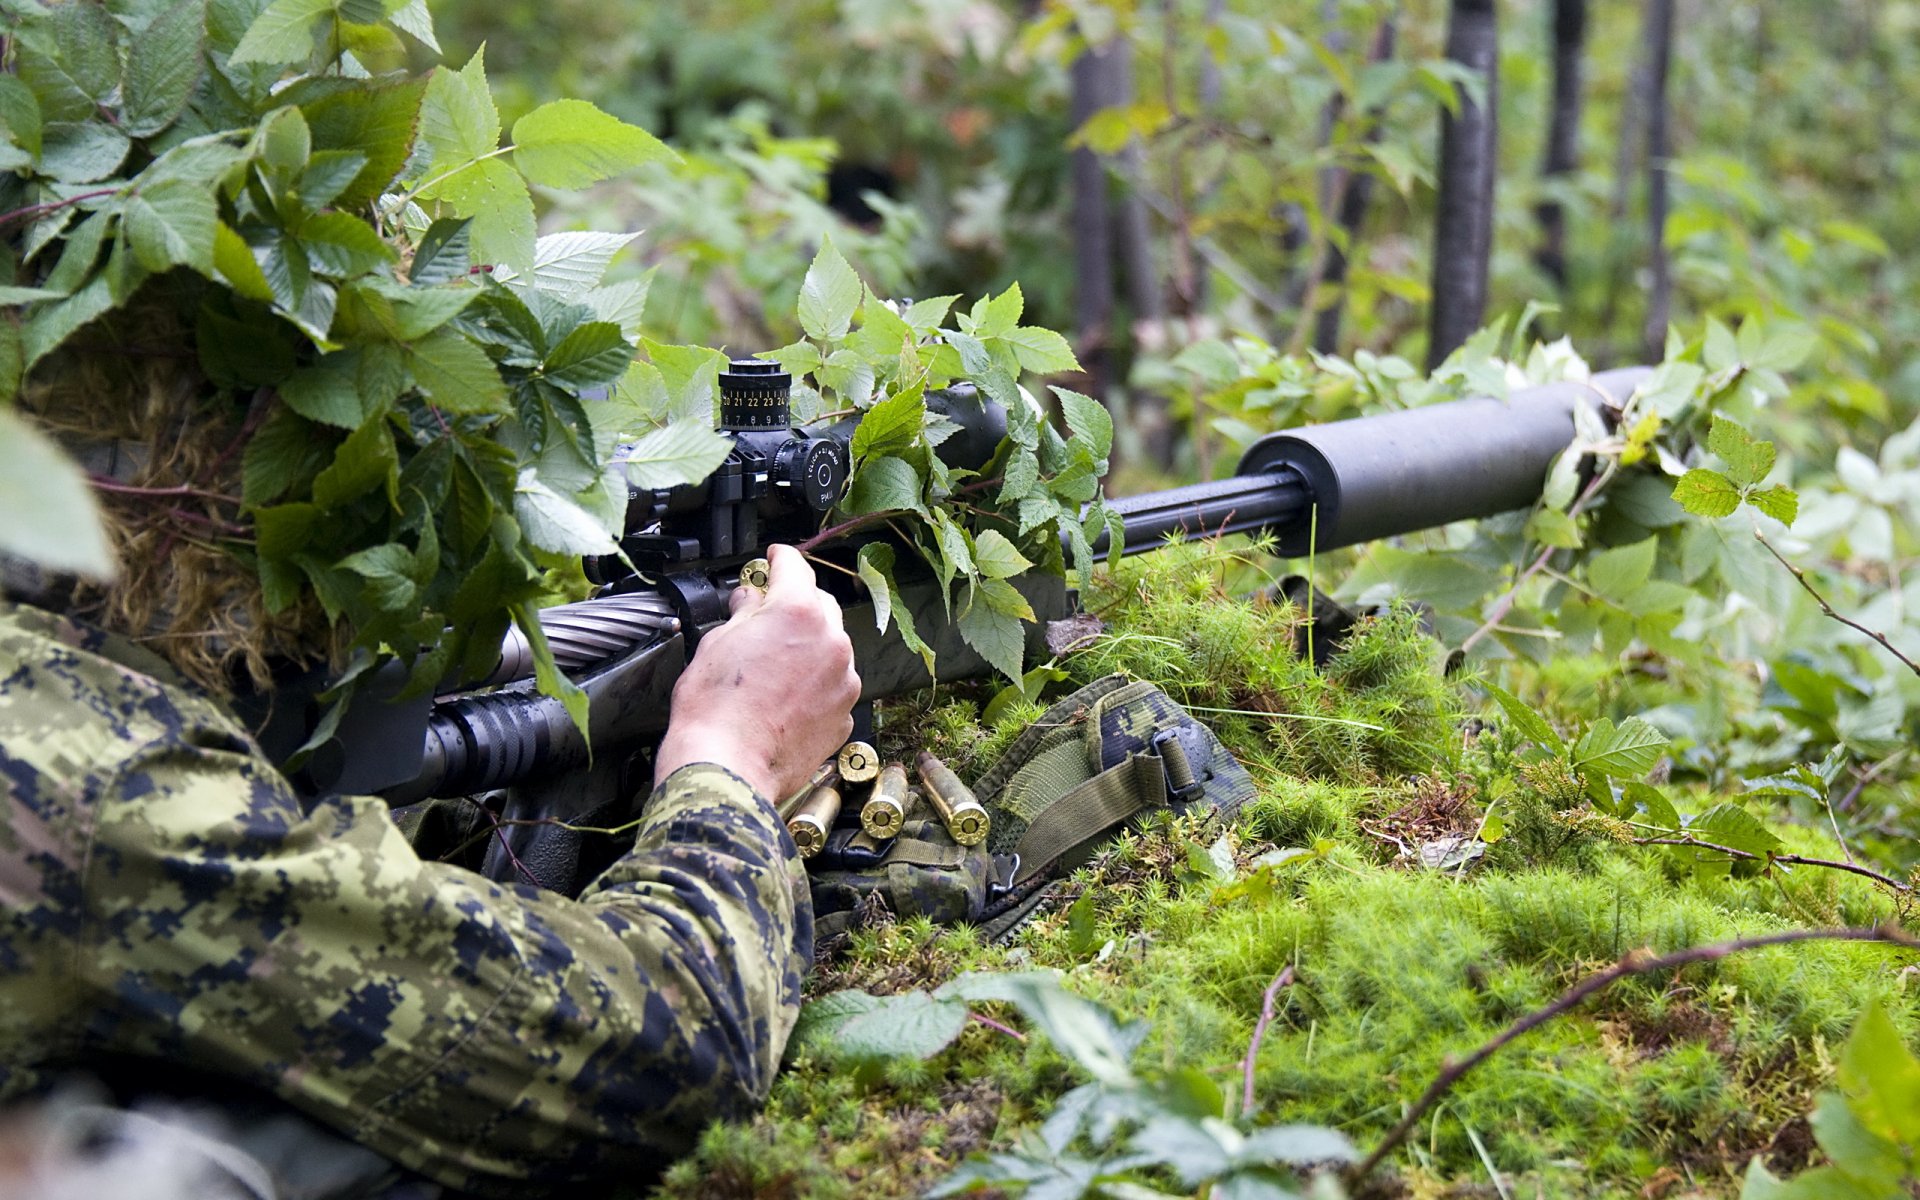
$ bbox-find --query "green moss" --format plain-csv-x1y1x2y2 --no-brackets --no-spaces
648,551,1920,1200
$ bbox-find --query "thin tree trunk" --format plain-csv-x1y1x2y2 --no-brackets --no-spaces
1313,17,1398,354
1534,0,1586,292
1187,0,1226,317
1070,46,1117,397
1427,0,1500,370
1641,0,1676,358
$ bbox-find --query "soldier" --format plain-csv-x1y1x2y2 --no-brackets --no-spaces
0,542,859,1197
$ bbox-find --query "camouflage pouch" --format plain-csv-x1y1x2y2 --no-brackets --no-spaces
973,674,1257,885
805,811,1008,942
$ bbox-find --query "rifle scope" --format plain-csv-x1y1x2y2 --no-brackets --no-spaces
1091,367,1648,560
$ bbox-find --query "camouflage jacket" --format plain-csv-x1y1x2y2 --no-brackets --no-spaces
0,602,813,1195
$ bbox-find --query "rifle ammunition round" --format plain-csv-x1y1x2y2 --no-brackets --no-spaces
860,761,910,838
740,558,772,591
837,741,880,783
913,750,990,846
787,777,843,858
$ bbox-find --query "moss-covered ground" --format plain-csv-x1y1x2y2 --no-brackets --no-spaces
650,546,1919,1200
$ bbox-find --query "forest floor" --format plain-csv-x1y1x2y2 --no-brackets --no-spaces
648,544,1917,1200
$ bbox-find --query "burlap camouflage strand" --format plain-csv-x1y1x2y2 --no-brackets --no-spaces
0,602,812,1196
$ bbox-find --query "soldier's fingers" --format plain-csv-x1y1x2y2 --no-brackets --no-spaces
729,583,765,617
763,544,818,599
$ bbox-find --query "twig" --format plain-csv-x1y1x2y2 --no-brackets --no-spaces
1347,925,1920,1183
89,476,240,504
796,509,911,554
1755,528,1920,677
0,187,118,229
1240,965,1296,1114
969,1012,1027,1043
1629,836,1909,893
463,797,543,889
1461,464,1616,655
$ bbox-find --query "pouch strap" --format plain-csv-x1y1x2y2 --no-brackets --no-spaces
1012,749,1171,882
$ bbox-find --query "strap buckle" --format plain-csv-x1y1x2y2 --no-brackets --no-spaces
1150,728,1205,804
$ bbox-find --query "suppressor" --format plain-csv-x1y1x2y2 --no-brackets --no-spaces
860,761,910,839
913,750,989,846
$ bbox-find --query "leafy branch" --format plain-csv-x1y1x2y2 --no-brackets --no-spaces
1754,528,1920,678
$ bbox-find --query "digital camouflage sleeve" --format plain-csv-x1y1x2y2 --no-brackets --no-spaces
0,601,813,1195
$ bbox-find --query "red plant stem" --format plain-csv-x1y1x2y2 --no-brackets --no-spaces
0,187,118,229
1347,925,1920,1183
1240,965,1296,1115
464,798,542,889
1630,836,1909,893
969,1012,1027,1043
1755,529,1920,678
90,476,240,504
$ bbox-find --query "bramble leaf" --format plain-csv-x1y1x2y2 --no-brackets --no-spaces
1746,484,1799,526
0,410,117,579
511,99,675,189
1571,717,1669,780
1672,468,1742,518
122,0,206,136
799,238,861,341
1707,416,1775,487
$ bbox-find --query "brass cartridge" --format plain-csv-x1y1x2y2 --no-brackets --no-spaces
777,760,840,823
786,774,843,858
739,558,772,591
913,750,989,846
837,740,880,784
860,761,910,839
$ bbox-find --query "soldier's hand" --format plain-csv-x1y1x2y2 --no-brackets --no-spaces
654,544,861,805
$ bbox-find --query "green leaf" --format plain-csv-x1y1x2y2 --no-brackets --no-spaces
856,542,896,636
498,230,636,296
972,529,1033,580
1685,803,1785,857
511,598,591,740
612,419,732,491
1003,326,1081,375
1619,781,1679,831
1838,1001,1920,1145
22,274,115,366
242,405,329,506
1482,681,1565,754
299,212,395,278
387,0,437,49
850,384,925,462
798,237,861,341
1746,484,1799,526
510,98,675,189
975,281,1023,338
844,455,926,517
0,410,117,579
542,321,632,390
512,467,617,555
227,0,330,64
295,149,369,211
417,47,500,179
1707,416,1775,487
39,120,130,183
1052,387,1113,462
1807,1093,1906,1189
311,416,395,509
1586,537,1657,603
301,75,429,209
122,0,205,136
339,542,416,611
0,76,43,162
51,0,120,101
125,179,217,275
281,351,374,427
977,576,1035,621
849,288,914,364
902,294,957,335
958,589,1026,682
1571,717,1669,780
409,218,472,287
407,327,507,413
1672,468,1742,519
438,156,534,274
212,223,274,302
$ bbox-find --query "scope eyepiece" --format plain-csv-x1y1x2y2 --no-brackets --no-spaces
719,358,791,431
